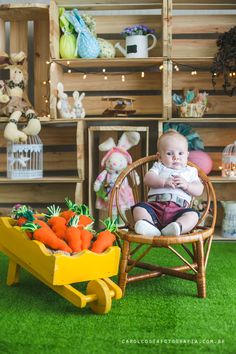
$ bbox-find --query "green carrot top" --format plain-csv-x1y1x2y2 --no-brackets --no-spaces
21,222,41,232
64,197,78,211
46,204,61,218
99,217,118,233
76,204,94,219
67,215,80,228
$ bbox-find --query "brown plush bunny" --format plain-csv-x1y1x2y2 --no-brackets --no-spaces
0,51,41,143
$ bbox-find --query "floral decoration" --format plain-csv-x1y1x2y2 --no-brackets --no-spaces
121,24,155,38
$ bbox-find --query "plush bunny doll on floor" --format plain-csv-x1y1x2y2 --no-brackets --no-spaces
1,51,41,143
94,131,140,218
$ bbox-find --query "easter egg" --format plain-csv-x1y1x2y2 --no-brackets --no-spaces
188,150,213,175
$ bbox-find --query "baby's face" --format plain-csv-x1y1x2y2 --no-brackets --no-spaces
158,136,189,170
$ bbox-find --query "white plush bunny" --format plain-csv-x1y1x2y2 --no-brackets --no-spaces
94,132,140,217
72,91,85,118
57,82,73,119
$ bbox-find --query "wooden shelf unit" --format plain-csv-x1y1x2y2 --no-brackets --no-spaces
0,1,235,240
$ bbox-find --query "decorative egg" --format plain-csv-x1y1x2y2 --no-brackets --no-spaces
188,150,213,175
97,38,116,58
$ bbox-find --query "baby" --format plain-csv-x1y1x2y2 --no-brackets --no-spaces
132,130,204,237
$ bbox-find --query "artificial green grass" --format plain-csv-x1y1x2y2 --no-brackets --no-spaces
0,242,235,354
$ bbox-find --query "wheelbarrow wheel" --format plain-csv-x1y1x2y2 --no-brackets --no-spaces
86,279,112,314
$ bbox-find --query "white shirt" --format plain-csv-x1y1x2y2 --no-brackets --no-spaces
147,162,201,204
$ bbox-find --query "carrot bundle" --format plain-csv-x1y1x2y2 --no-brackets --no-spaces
65,215,82,253
60,198,78,222
91,218,117,254
22,223,72,253
46,204,67,239
77,204,94,227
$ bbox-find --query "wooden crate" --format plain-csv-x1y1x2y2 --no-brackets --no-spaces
168,4,236,119
88,125,149,221
0,3,49,117
49,0,167,119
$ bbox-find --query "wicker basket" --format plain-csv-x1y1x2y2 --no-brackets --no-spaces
177,103,207,118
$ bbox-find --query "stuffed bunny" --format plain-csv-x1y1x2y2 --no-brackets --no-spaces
72,91,85,118
94,132,140,217
57,82,73,119
1,51,41,143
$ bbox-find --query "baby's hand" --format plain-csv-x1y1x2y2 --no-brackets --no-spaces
164,177,176,189
173,176,189,191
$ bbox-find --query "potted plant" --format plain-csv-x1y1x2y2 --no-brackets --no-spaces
211,26,236,96
115,24,157,58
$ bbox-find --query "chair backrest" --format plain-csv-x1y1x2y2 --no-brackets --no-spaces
108,155,217,231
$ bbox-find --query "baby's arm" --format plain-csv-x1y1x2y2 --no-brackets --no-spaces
173,176,203,196
144,171,175,188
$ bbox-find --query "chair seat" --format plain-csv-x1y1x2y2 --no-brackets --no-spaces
118,226,214,246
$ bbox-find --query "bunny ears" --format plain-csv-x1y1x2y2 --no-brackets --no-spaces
99,131,140,168
0,51,26,69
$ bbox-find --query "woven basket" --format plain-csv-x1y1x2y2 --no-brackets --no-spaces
177,103,207,118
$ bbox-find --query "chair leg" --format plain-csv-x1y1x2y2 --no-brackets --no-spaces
119,240,130,297
196,239,206,298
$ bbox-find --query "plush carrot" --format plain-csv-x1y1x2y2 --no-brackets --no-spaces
65,215,82,253
80,224,94,250
77,204,94,227
46,204,67,239
60,198,77,222
91,218,117,253
22,223,72,253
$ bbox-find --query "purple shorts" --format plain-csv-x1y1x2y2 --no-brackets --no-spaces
132,201,199,229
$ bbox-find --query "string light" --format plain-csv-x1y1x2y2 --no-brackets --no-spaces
83,74,87,79
102,68,106,73
141,71,145,78
66,61,70,65
104,75,108,80
45,60,50,65
122,75,125,82
191,70,197,75
43,80,47,85
68,69,72,73
174,64,179,71
159,64,163,70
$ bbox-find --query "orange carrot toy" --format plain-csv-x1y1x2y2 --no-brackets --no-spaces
60,198,77,222
91,218,117,254
80,224,94,250
65,215,82,253
77,204,94,227
46,205,67,239
22,223,72,253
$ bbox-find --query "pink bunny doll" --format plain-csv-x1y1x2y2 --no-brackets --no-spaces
94,131,140,218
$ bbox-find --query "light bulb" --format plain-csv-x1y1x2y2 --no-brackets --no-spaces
83,74,87,79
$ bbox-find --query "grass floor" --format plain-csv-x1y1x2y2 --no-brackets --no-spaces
0,242,235,354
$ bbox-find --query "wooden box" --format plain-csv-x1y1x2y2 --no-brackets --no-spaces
49,0,166,119
88,125,149,222
0,3,50,117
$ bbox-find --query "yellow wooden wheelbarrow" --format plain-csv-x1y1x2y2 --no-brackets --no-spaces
0,217,122,314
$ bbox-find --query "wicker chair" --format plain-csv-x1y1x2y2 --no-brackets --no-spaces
108,155,217,298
